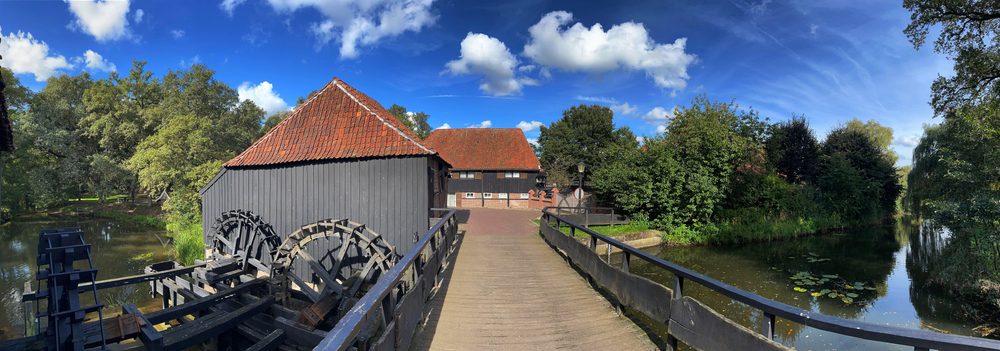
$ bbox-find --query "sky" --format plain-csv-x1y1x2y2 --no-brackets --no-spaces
0,0,952,165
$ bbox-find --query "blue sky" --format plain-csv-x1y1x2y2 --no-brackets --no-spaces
0,0,950,165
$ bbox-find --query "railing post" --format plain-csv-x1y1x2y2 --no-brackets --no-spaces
589,235,597,251
761,311,775,340
585,209,590,227
673,275,683,299
622,252,630,273
570,226,575,238
606,241,612,263
611,209,615,227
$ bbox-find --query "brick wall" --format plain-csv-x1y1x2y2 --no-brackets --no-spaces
454,192,536,209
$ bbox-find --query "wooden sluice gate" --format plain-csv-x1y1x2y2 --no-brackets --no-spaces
2,208,460,351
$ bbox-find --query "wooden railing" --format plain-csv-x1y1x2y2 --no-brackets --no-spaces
539,206,1000,351
314,208,459,351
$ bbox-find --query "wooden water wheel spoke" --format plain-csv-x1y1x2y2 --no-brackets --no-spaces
209,210,279,281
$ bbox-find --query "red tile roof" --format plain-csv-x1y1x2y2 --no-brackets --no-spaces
423,128,541,171
226,77,435,167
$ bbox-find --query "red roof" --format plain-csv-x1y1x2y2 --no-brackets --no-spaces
423,128,541,171
226,77,435,167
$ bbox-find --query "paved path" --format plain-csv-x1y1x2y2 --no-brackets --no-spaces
411,208,655,350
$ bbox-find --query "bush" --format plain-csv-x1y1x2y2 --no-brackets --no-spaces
169,217,204,265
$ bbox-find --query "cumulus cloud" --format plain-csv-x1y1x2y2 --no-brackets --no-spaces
238,81,290,115
893,135,921,148
133,8,144,23
66,0,132,42
171,29,185,39
230,0,436,58
523,11,696,92
220,0,246,16
446,33,523,96
435,123,451,130
468,120,492,128
517,120,544,132
0,29,73,81
612,102,637,116
643,106,673,122
82,50,116,72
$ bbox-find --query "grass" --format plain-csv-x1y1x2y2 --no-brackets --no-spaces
169,218,205,266
67,194,128,202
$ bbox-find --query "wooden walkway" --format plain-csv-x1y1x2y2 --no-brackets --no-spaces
411,208,655,350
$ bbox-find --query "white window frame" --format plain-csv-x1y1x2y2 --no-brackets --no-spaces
483,192,493,199
465,192,475,198
460,171,474,179
504,171,520,178
520,193,530,199
498,193,508,199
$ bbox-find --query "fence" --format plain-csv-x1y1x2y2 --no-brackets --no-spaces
539,206,1000,351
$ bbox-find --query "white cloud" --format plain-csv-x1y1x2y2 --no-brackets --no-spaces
237,81,290,115
576,95,617,104
893,135,921,148
244,0,436,58
656,124,667,134
517,120,544,133
612,102,637,116
171,29,185,39
643,106,673,122
220,0,246,16
446,33,522,96
133,8,143,23
82,50,116,72
468,120,492,128
809,24,819,36
523,11,697,92
179,55,201,67
527,138,539,147
435,123,451,129
0,29,73,81
66,0,132,42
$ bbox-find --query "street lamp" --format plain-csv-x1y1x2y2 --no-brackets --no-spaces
576,162,586,204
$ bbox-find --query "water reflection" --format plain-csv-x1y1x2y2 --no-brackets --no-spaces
0,219,172,340
625,221,981,350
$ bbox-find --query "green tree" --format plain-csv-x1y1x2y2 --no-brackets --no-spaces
905,0,1000,125
259,111,290,138
387,104,432,139
538,105,635,187
844,118,898,163
765,117,820,183
821,126,901,218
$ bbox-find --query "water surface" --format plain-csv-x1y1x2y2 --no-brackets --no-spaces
624,221,981,350
0,218,172,340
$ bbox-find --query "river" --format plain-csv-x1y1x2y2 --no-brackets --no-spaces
622,220,982,350
0,218,172,340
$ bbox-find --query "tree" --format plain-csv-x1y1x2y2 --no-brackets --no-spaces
844,118,897,163
765,117,820,183
387,104,432,139
821,126,901,218
538,105,634,187
259,111,290,138
905,0,1000,124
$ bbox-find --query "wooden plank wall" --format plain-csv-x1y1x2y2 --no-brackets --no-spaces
201,156,431,267
539,221,789,351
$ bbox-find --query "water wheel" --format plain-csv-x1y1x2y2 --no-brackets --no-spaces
209,210,281,275
269,219,398,329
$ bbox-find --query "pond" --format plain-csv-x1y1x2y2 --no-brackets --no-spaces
0,218,173,340
624,220,982,350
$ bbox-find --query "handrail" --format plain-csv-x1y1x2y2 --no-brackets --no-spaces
314,208,457,351
540,206,1000,351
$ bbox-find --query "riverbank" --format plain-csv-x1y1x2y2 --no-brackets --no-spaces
10,197,166,230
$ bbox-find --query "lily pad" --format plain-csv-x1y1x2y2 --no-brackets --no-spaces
810,292,822,297
793,287,808,293
845,293,859,298
841,297,854,304
821,274,839,279
819,289,831,295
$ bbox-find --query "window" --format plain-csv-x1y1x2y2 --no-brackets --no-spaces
498,193,508,199
520,193,530,199
483,193,493,199
504,171,520,178
459,171,474,179
465,192,475,198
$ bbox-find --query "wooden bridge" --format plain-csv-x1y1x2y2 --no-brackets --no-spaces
9,207,1000,351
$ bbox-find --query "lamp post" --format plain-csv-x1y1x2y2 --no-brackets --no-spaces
576,162,586,205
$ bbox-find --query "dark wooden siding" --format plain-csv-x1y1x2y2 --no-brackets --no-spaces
448,171,539,194
201,156,431,263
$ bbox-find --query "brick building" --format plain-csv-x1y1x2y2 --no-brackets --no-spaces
423,128,543,209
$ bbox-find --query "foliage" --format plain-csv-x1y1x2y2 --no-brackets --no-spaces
258,111,290,138
765,117,819,183
821,125,901,219
537,104,636,188
904,0,1000,123
844,118,898,163
387,104,433,139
